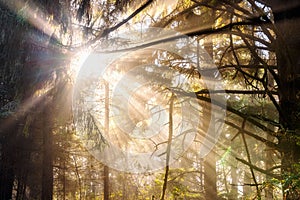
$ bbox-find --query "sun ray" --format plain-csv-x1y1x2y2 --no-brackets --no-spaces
0,88,53,133
1,0,59,40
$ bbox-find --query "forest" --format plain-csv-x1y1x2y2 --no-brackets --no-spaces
0,0,300,199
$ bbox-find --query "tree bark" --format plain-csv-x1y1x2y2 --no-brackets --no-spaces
266,1,300,199
42,104,54,200
160,94,174,200
103,82,110,200
0,144,14,200
103,165,109,200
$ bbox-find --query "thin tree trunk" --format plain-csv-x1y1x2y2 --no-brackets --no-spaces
103,166,109,200
73,156,82,200
103,81,110,200
160,94,174,200
265,146,273,200
265,70,276,199
63,160,66,200
230,159,238,199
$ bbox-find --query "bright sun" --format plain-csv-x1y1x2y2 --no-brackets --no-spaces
70,50,91,79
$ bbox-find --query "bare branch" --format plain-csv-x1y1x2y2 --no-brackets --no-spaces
225,120,277,148
236,157,281,179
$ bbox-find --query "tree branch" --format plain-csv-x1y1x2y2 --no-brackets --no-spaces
236,157,281,179
77,0,155,49
194,89,278,95
240,119,261,198
173,89,277,135
225,120,277,148
94,15,272,54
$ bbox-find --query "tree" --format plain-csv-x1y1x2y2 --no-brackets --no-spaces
63,0,300,199
266,1,300,198
1,0,300,199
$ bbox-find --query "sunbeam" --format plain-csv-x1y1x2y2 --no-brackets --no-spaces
1,0,59,39
2,0,298,199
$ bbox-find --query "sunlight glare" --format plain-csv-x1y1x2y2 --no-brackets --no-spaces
70,50,90,79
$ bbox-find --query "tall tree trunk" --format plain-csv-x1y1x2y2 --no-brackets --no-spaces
204,151,218,200
265,52,277,200
103,166,109,200
73,155,82,200
0,144,14,200
0,117,20,200
202,91,217,200
42,104,53,200
103,82,110,200
230,155,238,199
63,160,66,200
267,1,300,199
160,94,174,200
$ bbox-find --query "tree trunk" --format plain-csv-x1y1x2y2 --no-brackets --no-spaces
73,155,82,200
267,1,300,199
0,117,20,200
103,82,110,200
204,150,218,200
265,135,274,199
103,165,110,200
160,94,174,200
230,156,238,199
42,105,53,200
0,145,14,200
202,81,217,200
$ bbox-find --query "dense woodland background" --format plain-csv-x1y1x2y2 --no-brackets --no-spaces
1,0,300,199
